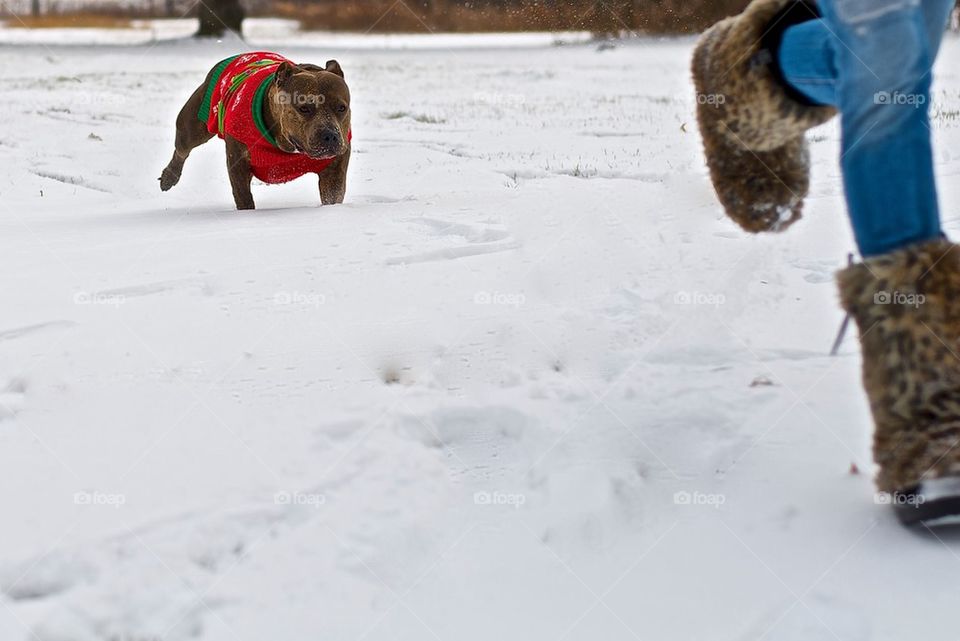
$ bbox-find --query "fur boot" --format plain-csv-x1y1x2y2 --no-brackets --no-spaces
838,239,960,494
692,0,836,233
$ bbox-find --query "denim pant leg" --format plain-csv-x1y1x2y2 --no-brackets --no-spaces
777,0,950,256
779,0,956,106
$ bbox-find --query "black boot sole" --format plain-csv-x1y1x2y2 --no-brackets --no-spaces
892,478,960,527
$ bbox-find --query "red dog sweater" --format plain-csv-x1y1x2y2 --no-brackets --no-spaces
198,52,349,184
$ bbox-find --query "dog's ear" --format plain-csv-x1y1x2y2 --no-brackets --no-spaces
324,60,345,79
275,61,298,86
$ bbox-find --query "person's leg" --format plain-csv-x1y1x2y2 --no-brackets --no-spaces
826,0,942,256
811,1,960,526
777,0,950,256
778,0,956,108
776,18,838,106
693,0,960,526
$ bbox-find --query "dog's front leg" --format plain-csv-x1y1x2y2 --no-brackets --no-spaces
318,145,351,206
225,135,255,210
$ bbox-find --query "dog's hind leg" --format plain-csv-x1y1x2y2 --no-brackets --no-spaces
160,82,215,192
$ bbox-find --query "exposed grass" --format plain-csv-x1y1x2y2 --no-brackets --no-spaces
382,111,447,124
933,106,960,126
4,14,136,29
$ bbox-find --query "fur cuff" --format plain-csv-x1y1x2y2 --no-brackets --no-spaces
692,0,836,233
693,0,835,151
838,240,960,492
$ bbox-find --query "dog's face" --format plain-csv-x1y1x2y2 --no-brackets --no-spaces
271,60,351,160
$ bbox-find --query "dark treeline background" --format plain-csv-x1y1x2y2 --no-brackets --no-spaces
0,0,761,34
263,0,754,34
3,0,958,36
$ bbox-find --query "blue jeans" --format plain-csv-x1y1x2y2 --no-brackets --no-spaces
777,0,954,257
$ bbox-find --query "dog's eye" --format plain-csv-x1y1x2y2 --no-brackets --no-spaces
337,104,348,114
297,105,314,116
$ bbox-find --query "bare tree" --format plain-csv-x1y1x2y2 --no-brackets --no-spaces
197,0,245,37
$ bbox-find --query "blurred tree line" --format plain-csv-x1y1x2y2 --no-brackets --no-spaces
7,0,959,36
249,0,757,35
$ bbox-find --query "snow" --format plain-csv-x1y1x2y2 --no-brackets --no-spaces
1,28,960,641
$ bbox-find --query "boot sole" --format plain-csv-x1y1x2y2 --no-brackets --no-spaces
893,478,960,527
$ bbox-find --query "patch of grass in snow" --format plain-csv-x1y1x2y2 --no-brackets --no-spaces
932,105,959,127
381,111,447,125
554,162,597,179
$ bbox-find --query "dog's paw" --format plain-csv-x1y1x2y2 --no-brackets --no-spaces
159,168,180,192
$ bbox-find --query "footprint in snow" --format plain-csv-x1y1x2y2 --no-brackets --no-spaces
0,321,76,344
0,378,26,421
791,258,840,284
399,405,532,472
386,240,520,265
0,551,96,601
408,217,511,243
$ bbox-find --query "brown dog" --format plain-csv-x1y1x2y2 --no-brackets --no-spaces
160,52,351,210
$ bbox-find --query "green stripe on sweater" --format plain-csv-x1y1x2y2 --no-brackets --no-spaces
252,72,279,149
197,55,241,123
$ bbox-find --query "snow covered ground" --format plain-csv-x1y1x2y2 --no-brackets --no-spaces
1,27,960,641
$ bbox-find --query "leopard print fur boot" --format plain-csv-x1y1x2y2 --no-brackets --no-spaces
839,239,960,526
692,0,835,233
